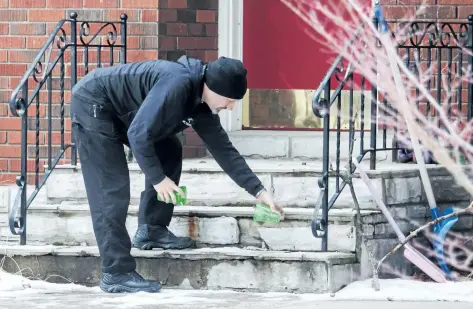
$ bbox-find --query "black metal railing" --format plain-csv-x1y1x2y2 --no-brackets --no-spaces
311,15,473,251
8,12,128,245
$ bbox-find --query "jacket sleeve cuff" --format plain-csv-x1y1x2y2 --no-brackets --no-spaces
251,184,266,198
147,171,167,187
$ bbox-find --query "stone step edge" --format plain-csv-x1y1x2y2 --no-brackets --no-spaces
0,245,356,264
47,159,451,177
27,204,380,222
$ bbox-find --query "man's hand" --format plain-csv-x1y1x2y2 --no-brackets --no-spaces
256,190,285,220
154,176,185,204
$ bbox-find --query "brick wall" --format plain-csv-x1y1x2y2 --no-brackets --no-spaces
381,0,473,20
381,0,473,127
0,0,217,185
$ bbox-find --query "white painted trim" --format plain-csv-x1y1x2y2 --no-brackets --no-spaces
217,0,244,131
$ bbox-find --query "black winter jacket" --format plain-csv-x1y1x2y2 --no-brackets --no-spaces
71,56,264,197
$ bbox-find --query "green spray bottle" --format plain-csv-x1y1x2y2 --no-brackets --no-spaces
157,185,187,205
253,203,281,224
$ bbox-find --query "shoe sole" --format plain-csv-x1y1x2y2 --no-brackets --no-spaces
133,239,196,250
100,282,161,293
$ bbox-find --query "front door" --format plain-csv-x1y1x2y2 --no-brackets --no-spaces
241,0,372,130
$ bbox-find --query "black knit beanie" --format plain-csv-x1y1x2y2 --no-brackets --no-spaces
205,56,248,100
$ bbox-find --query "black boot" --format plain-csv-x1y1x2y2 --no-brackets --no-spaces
133,224,196,250
100,270,161,293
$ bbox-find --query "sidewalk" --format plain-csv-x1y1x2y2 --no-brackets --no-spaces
1,270,473,308
0,291,471,309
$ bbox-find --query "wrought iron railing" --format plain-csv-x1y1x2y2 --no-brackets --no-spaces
311,15,473,251
8,12,128,244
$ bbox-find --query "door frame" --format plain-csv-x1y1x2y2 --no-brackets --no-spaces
218,0,244,132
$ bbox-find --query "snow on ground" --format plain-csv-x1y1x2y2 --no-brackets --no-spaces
1,269,473,305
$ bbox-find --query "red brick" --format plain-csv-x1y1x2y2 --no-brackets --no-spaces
8,131,39,144
188,23,204,35
196,10,215,23
177,37,196,49
128,23,158,35
29,9,66,22
167,23,187,35
0,78,8,89
0,0,7,7
418,5,457,19
10,0,45,8
458,6,473,18
0,23,8,34
0,131,6,143
0,118,22,131
0,37,25,48
0,10,28,21
191,37,216,49
0,173,17,185
158,36,177,49
0,64,27,76
83,0,118,8
0,104,8,117
104,9,139,22
0,90,10,102
9,159,45,173
0,159,7,172
10,23,46,35
8,50,43,63
26,36,48,48
126,50,158,62
438,0,473,3
123,0,158,8
124,36,140,49
0,145,21,158
47,0,82,7
158,9,177,22
204,50,218,62
142,10,158,22
383,6,417,19
168,0,187,8
205,23,217,36
0,50,6,62
50,131,72,144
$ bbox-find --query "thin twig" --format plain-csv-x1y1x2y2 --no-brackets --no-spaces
376,202,473,273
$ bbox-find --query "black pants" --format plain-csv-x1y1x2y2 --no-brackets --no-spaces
71,98,182,274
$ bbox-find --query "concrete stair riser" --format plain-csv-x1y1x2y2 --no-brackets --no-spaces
0,205,367,253
0,245,360,293
43,161,471,209
225,130,394,161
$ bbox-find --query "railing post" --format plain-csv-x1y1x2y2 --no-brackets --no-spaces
370,16,379,170
468,15,473,121
19,83,28,245
119,13,133,162
70,12,78,166
321,81,331,251
120,14,127,64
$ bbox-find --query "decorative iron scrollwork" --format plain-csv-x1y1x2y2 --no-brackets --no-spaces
32,27,68,83
9,175,26,236
56,27,68,49
395,21,471,48
80,21,118,46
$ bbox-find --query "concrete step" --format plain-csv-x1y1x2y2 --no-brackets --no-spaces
41,158,468,209
0,244,360,293
0,204,380,252
226,130,394,161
